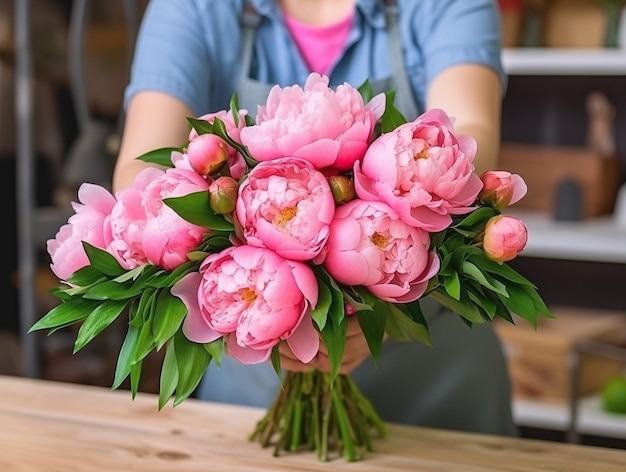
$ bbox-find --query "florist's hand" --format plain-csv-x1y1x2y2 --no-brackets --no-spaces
278,316,372,375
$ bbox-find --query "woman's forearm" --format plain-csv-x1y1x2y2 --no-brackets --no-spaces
113,91,195,192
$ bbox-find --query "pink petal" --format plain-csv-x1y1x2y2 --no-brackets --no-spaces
227,334,272,364
285,315,319,363
174,273,221,343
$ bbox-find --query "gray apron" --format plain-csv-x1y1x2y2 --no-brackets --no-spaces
197,0,517,437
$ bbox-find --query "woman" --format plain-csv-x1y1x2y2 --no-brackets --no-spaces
114,0,516,435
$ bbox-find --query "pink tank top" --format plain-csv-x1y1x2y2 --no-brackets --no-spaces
283,11,354,76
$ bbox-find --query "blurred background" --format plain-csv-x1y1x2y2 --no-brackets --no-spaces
1,0,626,451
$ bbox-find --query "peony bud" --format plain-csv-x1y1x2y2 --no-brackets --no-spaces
479,170,527,210
482,215,528,263
344,302,356,316
187,134,229,176
209,176,239,215
328,174,356,204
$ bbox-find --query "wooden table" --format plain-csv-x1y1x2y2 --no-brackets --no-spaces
1,375,625,471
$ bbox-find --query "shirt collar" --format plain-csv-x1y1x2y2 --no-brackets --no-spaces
250,0,386,29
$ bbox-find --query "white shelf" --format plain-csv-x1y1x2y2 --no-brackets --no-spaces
513,395,626,440
508,210,626,263
502,48,626,76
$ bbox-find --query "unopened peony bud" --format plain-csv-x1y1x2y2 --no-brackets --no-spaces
479,170,527,210
187,134,229,176
328,174,356,204
344,302,356,316
482,215,528,263
209,176,239,214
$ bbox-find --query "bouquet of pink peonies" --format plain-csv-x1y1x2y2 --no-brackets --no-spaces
31,72,551,462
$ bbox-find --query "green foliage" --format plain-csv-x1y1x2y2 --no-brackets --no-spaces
136,147,181,167
430,207,553,329
379,91,407,133
163,191,234,231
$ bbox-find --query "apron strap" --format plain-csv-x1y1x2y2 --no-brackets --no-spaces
384,0,419,119
239,1,260,87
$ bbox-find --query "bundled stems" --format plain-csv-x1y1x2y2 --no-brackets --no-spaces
249,370,387,462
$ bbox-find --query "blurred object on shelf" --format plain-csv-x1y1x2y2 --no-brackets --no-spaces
519,0,546,47
498,90,623,219
498,143,622,218
499,0,524,47
586,91,616,156
495,306,626,403
543,0,615,48
591,0,626,47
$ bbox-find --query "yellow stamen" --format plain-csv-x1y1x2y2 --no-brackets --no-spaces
370,232,389,249
415,145,430,160
241,287,257,305
274,206,298,228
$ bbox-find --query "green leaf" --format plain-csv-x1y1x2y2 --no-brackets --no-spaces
163,191,234,231
133,316,157,364
29,298,101,332
469,252,539,287
74,300,127,352
319,317,348,384
159,340,179,410
454,207,498,232
229,93,241,127
356,299,387,364
83,242,126,277
204,338,224,367
429,288,485,325
113,265,151,284
136,147,180,167
385,302,431,346
468,290,498,320
83,279,143,301
152,290,188,350
66,266,108,288
443,271,461,300
462,261,509,297
499,283,553,328
173,330,212,406
379,91,407,133
129,359,143,399
143,261,197,289
270,345,282,381
112,323,140,390
357,78,374,103
310,280,332,331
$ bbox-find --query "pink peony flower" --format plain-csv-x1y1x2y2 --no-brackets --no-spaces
479,170,527,210
190,109,249,180
482,215,528,263
239,72,384,172
172,245,320,364
354,108,483,232
47,183,116,281
139,167,211,271
320,199,440,303
236,157,335,261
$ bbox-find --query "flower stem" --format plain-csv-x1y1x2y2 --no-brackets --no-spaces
249,371,386,462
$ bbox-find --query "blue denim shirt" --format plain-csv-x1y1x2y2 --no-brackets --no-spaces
125,0,505,116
